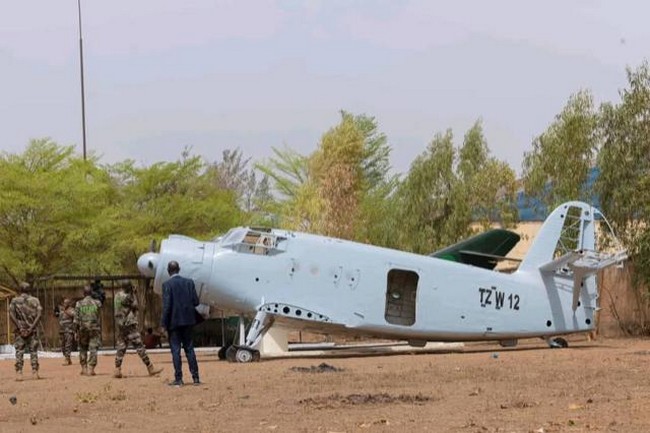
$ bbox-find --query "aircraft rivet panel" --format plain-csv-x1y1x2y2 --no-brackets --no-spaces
287,259,298,278
346,269,360,289
332,266,342,285
259,303,331,322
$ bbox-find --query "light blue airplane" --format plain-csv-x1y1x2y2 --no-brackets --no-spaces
138,201,626,362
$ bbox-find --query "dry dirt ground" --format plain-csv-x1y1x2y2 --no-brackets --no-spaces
2,337,650,433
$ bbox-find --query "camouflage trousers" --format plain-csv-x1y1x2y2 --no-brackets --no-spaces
115,325,151,368
78,328,101,367
60,330,75,360
14,333,40,372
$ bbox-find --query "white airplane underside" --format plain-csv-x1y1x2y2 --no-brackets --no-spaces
138,201,627,362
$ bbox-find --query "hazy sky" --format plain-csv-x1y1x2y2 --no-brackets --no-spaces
1,1,649,174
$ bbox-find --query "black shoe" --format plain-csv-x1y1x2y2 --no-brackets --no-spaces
168,379,184,387
192,378,201,386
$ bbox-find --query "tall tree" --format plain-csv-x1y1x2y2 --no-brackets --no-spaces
342,111,399,246
212,148,273,218
395,129,458,253
598,62,650,287
522,90,600,210
394,122,517,254
0,139,117,283
108,149,242,272
256,146,310,200
311,115,365,239
459,121,517,230
257,111,396,241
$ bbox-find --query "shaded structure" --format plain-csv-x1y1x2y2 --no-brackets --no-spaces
0,283,17,345
0,274,235,350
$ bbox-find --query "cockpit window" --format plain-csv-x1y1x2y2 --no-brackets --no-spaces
215,228,247,246
221,228,285,255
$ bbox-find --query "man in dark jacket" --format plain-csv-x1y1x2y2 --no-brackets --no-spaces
161,261,200,386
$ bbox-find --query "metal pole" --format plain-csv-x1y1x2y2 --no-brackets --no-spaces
77,0,87,160
111,281,116,349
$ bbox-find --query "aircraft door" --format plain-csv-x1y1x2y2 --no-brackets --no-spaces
385,269,419,326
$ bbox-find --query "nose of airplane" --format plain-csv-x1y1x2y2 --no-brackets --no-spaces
137,252,160,278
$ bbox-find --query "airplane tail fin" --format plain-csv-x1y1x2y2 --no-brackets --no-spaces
518,201,627,310
518,201,597,273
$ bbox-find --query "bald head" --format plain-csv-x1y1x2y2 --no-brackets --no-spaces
167,261,180,276
83,285,92,297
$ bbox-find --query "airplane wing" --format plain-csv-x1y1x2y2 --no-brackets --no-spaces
430,229,521,270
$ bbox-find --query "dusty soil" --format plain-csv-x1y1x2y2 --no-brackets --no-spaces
1,337,650,433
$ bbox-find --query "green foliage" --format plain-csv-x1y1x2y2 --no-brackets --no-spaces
393,122,517,254
107,151,242,272
256,146,309,200
341,111,392,189
522,90,599,209
257,111,397,243
458,120,489,181
394,129,458,253
311,114,365,238
343,112,399,245
597,62,650,287
0,142,244,286
0,139,116,283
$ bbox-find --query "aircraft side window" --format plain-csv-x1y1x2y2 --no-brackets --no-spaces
385,269,418,326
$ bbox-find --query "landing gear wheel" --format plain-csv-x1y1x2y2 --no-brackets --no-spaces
235,347,254,363
252,350,261,362
225,345,238,362
549,337,569,349
218,345,231,361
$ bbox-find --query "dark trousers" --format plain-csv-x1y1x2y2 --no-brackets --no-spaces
169,326,199,382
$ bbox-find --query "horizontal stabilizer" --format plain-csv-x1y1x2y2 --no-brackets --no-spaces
538,251,583,273
540,249,628,311
431,229,521,270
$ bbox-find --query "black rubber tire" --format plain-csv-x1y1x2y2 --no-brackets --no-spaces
218,345,230,361
225,345,238,362
551,337,569,348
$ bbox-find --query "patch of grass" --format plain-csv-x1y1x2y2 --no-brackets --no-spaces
75,392,100,404
108,390,127,401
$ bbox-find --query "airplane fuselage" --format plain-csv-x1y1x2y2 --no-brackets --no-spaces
147,226,596,343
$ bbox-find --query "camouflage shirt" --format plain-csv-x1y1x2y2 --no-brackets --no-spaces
114,290,139,328
9,294,42,331
74,296,102,331
58,305,75,329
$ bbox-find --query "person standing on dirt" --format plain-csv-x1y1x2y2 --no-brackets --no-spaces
9,282,43,381
74,285,102,376
161,260,201,387
56,298,75,366
113,281,163,378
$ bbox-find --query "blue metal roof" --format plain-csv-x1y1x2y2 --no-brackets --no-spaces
517,167,600,221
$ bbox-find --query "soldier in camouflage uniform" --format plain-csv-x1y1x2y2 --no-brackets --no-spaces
113,281,163,378
74,285,102,376
56,298,75,365
9,282,43,381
